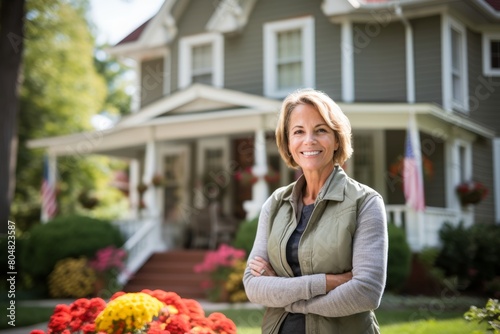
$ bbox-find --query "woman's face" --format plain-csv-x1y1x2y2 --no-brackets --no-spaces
287,103,339,174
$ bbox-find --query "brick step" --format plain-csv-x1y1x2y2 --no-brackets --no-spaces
124,250,210,300
123,284,206,299
137,262,203,274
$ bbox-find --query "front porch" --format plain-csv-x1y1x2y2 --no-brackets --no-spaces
113,204,474,285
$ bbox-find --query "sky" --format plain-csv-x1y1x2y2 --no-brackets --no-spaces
89,0,165,45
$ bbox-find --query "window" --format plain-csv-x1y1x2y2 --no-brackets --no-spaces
482,33,500,76
179,33,223,88
442,16,468,112
264,16,315,98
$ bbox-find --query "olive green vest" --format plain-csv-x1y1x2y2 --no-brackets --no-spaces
263,167,381,334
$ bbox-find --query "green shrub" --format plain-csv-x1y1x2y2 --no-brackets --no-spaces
386,223,412,292
464,298,500,333
20,215,124,281
435,222,500,291
232,216,258,257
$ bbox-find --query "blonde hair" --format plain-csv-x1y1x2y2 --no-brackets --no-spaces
275,89,353,169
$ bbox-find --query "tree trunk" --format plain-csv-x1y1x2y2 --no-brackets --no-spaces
0,0,25,234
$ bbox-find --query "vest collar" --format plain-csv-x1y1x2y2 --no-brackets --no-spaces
284,165,347,203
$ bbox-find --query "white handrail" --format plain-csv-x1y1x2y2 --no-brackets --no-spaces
115,216,163,285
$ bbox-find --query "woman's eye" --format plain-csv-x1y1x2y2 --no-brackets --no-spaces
317,128,328,133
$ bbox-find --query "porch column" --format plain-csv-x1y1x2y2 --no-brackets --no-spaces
243,129,269,220
129,159,140,218
142,140,157,216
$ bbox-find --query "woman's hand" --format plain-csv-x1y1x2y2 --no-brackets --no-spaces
248,256,276,277
325,271,353,292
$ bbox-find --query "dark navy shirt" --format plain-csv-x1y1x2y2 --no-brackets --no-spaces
278,203,315,334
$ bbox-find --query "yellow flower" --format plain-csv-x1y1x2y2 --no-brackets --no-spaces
95,292,164,333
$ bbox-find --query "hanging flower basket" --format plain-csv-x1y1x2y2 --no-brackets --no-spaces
456,181,489,206
234,166,280,186
388,155,434,181
151,173,165,187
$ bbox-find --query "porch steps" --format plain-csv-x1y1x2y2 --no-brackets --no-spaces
123,250,210,299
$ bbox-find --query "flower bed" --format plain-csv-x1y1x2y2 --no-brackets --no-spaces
30,289,237,334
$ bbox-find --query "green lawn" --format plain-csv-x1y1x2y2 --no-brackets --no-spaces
1,305,488,333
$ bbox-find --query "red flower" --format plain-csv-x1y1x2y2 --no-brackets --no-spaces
208,312,237,334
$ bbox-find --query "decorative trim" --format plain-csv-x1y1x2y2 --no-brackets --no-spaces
441,14,469,113
206,0,258,34
263,16,315,98
494,138,500,223
178,33,224,89
340,19,354,102
482,32,500,76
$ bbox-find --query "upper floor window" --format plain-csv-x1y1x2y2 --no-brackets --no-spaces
264,16,315,98
179,33,224,89
482,33,500,76
443,16,468,112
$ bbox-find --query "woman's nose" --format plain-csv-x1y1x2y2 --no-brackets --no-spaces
304,133,317,144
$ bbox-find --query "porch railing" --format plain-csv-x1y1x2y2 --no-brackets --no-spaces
385,205,473,251
112,216,164,285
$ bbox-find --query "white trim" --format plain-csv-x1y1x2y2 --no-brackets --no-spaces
494,138,500,223
163,52,171,95
401,14,415,103
178,33,224,89
263,16,315,98
442,14,469,113
341,19,355,102
131,60,141,113
206,0,258,34
448,138,473,210
482,33,500,76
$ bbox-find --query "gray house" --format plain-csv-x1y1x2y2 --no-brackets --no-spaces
29,0,500,281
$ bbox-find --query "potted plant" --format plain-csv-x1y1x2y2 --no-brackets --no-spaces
455,181,489,206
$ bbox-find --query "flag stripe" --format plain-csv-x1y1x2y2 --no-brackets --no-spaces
41,156,57,220
403,114,425,212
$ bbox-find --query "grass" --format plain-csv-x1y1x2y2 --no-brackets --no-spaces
0,304,55,330
2,304,489,333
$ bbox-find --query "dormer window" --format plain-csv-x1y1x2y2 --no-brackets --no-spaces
264,16,315,98
483,33,500,76
179,33,224,88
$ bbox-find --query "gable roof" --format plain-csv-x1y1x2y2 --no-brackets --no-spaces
116,83,281,128
107,0,178,57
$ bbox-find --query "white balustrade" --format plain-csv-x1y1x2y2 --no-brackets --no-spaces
385,205,473,251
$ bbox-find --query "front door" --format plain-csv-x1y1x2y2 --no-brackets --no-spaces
160,145,190,248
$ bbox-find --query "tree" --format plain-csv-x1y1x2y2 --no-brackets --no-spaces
0,0,26,234
13,0,112,231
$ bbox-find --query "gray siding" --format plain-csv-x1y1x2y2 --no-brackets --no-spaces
224,0,342,99
467,29,500,132
413,16,442,105
385,130,445,207
354,22,406,102
141,57,164,107
473,140,495,224
170,0,216,92
468,29,497,224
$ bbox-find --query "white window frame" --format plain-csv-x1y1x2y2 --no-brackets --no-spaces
263,16,315,98
441,15,469,113
178,33,224,89
494,138,500,223
482,33,500,76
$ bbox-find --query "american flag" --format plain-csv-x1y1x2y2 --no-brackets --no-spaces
41,155,57,221
403,114,425,212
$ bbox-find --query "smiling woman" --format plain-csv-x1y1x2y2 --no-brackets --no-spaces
243,89,388,334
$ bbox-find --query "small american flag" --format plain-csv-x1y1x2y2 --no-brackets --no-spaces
41,155,57,221
403,114,425,212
